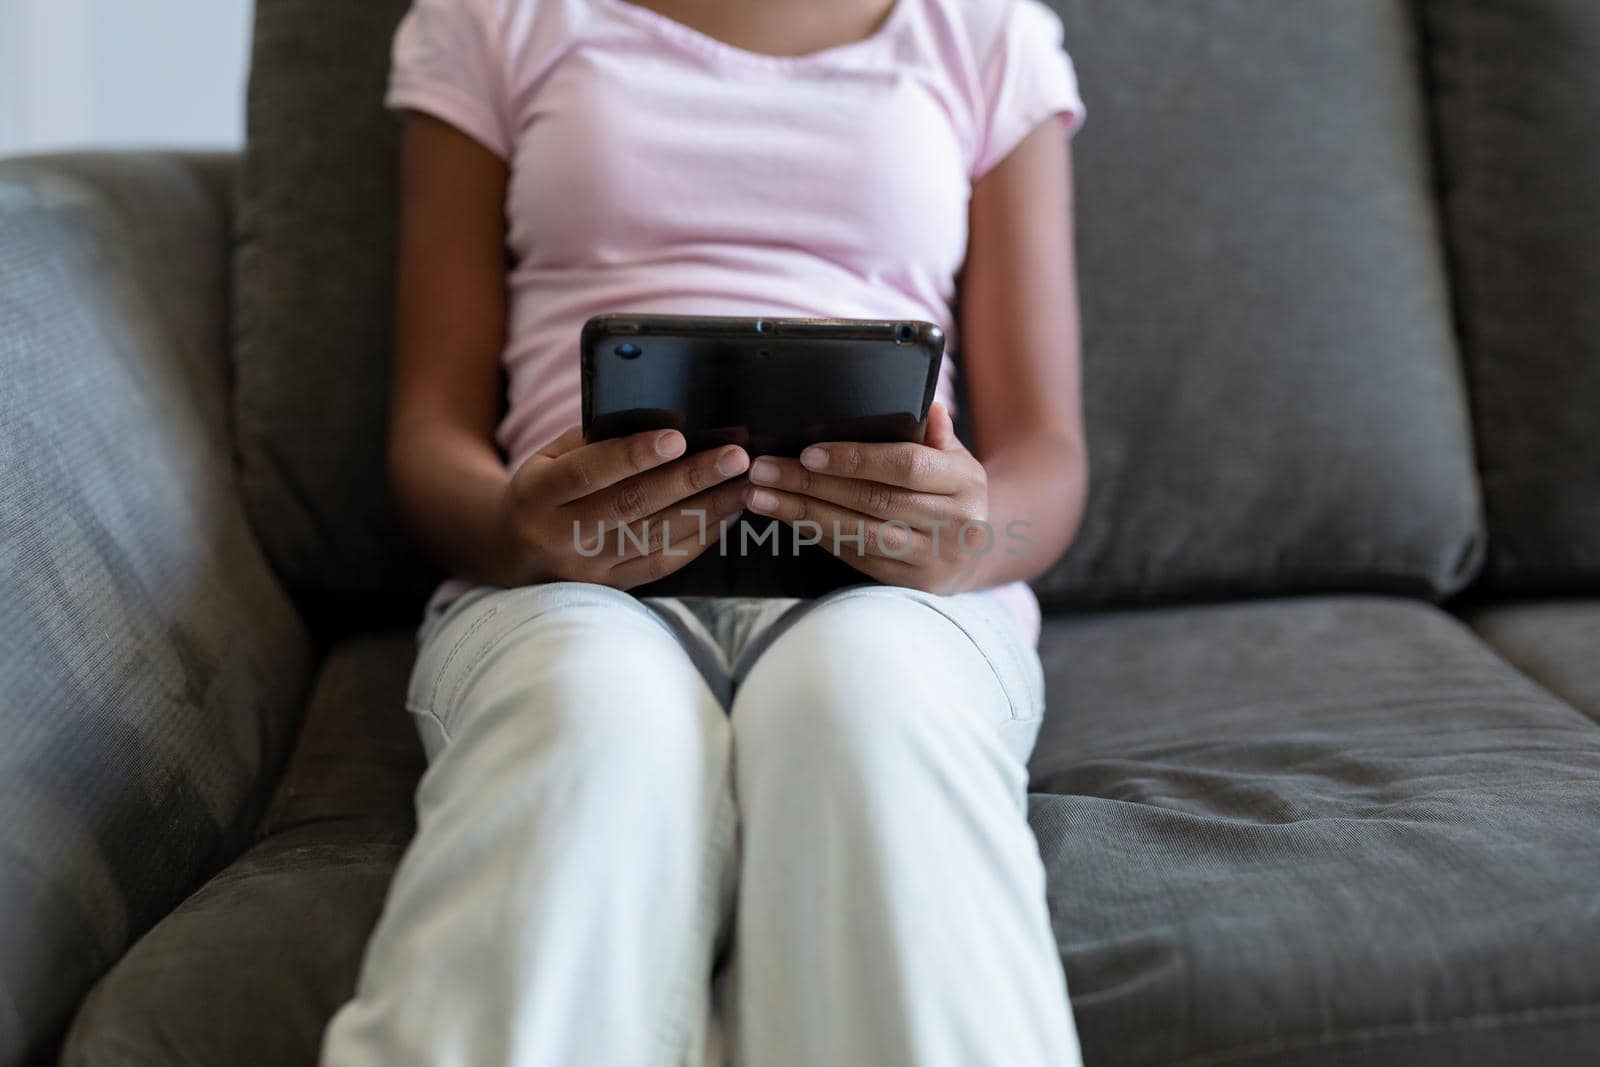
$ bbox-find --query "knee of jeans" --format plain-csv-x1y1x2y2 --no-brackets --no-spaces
424,589,722,771
420,678,722,824
413,582,651,697
730,592,965,770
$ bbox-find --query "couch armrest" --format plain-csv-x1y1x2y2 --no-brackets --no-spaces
0,152,314,1064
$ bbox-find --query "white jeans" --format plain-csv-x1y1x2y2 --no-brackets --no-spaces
320,580,1080,1067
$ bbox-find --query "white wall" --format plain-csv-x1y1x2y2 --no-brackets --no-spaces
0,0,251,155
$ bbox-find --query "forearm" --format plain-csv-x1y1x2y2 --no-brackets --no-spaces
389,419,538,589
970,428,1088,589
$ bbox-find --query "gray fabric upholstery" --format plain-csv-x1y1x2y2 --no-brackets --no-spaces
236,0,434,613
62,635,422,1066
1027,0,1484,607
56,600,1600,1065
1470,601,1600,722
1421,0,1600,590
1030,596,1600,1064
0,153,313,1064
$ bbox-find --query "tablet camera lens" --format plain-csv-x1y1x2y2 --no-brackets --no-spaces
895,324,916,343
755,320,771,334
615,342,642,359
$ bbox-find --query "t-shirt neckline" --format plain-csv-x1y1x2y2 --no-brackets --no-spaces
596,0,911,69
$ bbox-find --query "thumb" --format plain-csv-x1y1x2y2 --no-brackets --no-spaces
922,401,959,451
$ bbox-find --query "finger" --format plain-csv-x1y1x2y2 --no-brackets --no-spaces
543,429,689,505
828,546,919,586
796,439,965,493
606,489,747,589
537,424,588,459
600,476,751,563
743,484,923,560
572,445,749,526
747,456,961,523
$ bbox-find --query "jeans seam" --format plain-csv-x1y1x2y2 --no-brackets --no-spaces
437,611,551,727
424,601,501,713
798,587,1036,722
922,595,1036,722
403,699,454,746
962,592,1043,720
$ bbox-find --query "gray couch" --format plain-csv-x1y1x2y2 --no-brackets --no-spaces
4,0,1599,1064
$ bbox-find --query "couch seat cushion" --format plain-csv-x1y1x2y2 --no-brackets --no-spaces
62,598,1600,1066
1470,600,1600,722
1030,596,1600,1065
61,633,422,1066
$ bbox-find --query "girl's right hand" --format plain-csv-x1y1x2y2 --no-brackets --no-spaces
497,424,750,590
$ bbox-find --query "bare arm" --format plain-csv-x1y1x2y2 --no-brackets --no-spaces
387,112,750,589
958,122,1088,586
387,112,524,586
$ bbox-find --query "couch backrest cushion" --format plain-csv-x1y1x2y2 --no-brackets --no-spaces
1027,0,1485,607
0,152,312,1064
235,0,434,616
1422,0,1600,591
237,0,1485,613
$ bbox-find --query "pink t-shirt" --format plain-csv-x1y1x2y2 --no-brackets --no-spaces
386,0,1086,643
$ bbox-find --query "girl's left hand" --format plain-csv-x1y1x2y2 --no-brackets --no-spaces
742,402,990,595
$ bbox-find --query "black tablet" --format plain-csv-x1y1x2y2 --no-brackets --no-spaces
580,313,944,457
579,313,946,598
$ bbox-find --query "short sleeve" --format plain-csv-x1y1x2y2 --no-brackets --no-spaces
969,0,1087,181
385,0,513,160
